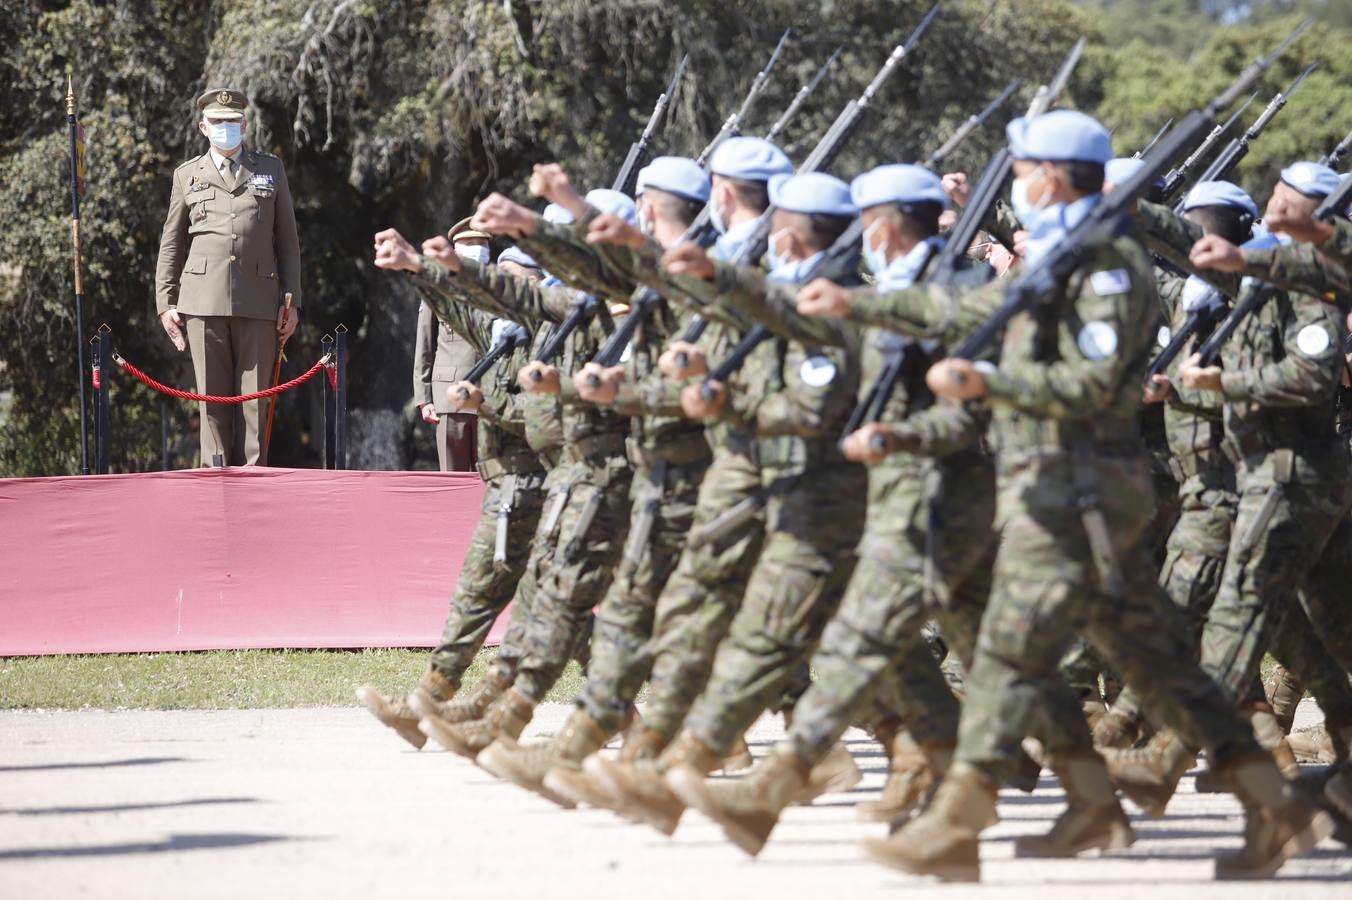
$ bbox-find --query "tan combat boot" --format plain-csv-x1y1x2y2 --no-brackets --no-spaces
478,707,609,807
1093,703,1140,750
1287,723,1337,764
721,735,755,773
861,762,998,882
545,752,626,812
600,730,720,836
1264,664,1303,735
796,742,862,804
672,747,811,857
1213,752,1333,879
411,667,511,726
1102,727,1195,817
856,735,953,824
1014,751,1135,857
419,688,534,759
355,666,456,750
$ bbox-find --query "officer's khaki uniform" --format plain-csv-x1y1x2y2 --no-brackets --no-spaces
413,301,479,471
155,139,301,465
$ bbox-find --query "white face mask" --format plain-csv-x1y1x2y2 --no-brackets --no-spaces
206,121,242,151
709,196,729,235
766,227,794,272
455,244,490,264
1009,167,1050,226
862,219,889,276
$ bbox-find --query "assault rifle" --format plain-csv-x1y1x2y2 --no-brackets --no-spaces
949,20,1311,366
1142,286,1228,381
1174,62,1316,210
763,46,844,146
1196,172,1352,367
1133,117,1173,160
1157,92,1256,203
697,29,793,165
657,2,941,368
612,54,690,197
923,79,1022,172
697,219,864,400
927,36,1086,287
1319,126,1352,169
457,323,530,400
529,295,613,377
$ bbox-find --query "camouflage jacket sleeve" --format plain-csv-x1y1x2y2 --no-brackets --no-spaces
1324,218,1352,270
983,242,1157,419
888,400,986,457
1219,291,1342,407
519,210,640,299
1133,201,1240,298
408,262,496,354
612,376,686,418
711,263,851,347
844,278,1002,345
455,257,588,327
1238,241,1350,301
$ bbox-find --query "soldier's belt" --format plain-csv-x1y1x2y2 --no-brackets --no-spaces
561,431,629,464
626,432,712,469
1221,430,1342,466
754,435,845,470
1166,447,1225,483
477,452,545,481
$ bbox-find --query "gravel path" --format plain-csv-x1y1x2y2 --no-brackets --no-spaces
1,701,1348,899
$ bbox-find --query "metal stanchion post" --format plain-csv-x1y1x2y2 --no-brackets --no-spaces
335,324,348,470
96,323,111,474
90,332,102,471
321,333,334,470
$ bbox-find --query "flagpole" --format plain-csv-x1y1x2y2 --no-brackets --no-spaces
67,74,90,475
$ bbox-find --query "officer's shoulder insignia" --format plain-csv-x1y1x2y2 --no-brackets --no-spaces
1076,321,1118,360
799,353,837,387
1090,269,1131,296
1296,323,1332,356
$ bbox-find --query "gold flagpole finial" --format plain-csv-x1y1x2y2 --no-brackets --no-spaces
66,73,77,116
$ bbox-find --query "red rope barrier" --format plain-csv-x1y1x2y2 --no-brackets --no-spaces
112,351,333,404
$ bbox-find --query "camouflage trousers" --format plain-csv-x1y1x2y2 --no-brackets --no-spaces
574,450,712,733
955,452,1261,780
683,459,868,757
512,449,634,703
787,452,997,765
632,445,766,741
1057,465,1182,702
487,462,588,681
428,466,548,687
1197,465,1352,738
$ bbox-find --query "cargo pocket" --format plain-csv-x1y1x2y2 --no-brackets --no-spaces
256,260,277,281
183,256,207,276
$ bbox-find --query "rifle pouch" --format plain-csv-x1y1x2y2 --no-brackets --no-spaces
621,461,667,573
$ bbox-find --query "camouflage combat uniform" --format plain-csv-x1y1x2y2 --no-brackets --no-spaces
409,268,552,688
848,222,1265,781
449,257,634,707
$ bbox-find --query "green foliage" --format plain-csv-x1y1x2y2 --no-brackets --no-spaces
1,0,1348,475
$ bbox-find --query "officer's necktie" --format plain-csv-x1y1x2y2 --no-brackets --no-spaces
224,157,239,189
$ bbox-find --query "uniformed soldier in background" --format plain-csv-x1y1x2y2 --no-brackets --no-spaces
413,217,487,472
154,88,302,466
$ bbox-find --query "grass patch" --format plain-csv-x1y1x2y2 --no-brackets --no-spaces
0,648,586,710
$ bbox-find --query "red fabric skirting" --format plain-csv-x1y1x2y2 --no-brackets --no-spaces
0,467,501,656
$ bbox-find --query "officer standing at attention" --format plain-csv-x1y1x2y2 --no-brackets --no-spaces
155,88,302,466
413,217,488,472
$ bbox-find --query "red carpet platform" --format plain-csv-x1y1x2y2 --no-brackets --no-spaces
0,467,504,656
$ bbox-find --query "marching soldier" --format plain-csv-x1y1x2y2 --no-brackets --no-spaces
154,88,301,466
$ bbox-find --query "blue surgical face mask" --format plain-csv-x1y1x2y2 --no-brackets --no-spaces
862,219,888,276
206,121,242,151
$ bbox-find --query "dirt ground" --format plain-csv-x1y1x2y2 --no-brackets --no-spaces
1,701,1348,899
